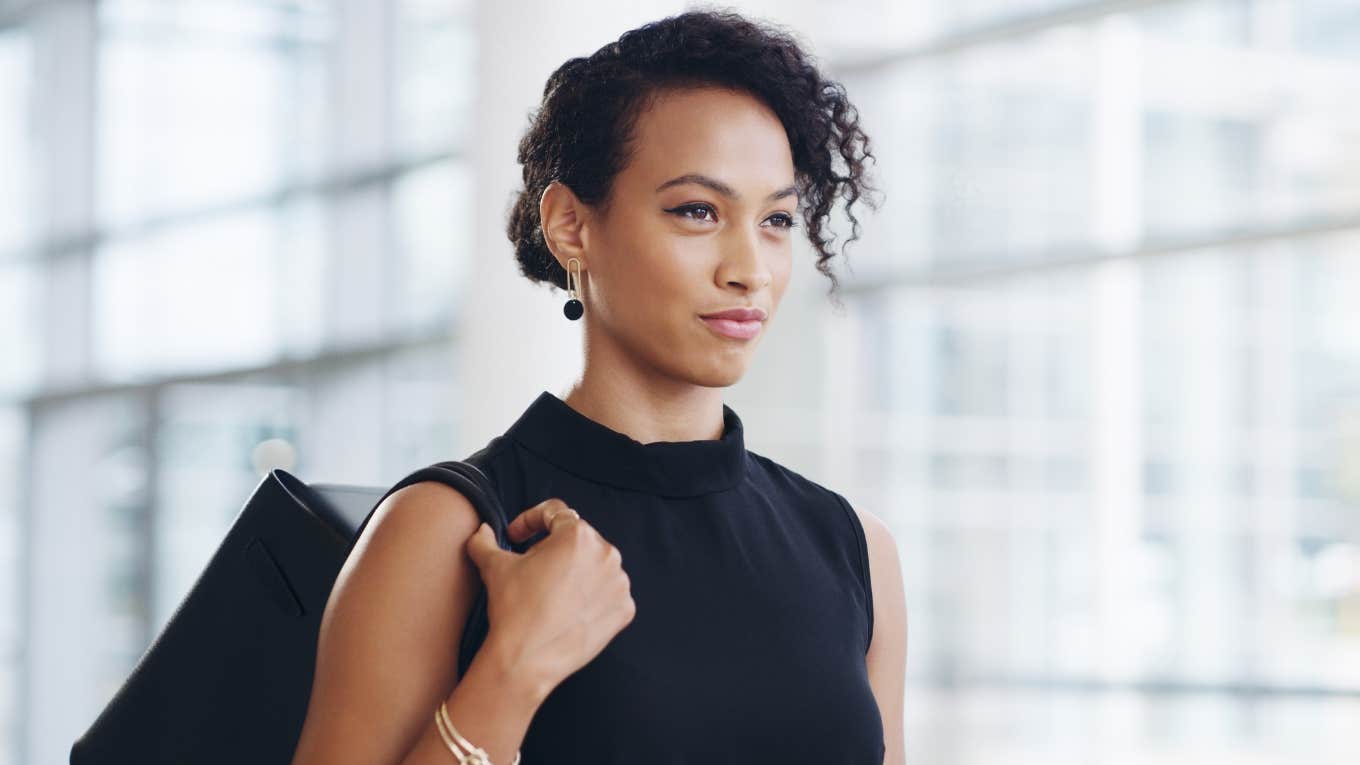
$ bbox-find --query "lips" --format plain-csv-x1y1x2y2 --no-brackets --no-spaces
699,307,767,321
699,315,764,340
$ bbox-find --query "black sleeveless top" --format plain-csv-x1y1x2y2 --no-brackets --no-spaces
463,391,884,763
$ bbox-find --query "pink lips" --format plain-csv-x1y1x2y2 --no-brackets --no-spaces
701,316,763,339
699,307,767,340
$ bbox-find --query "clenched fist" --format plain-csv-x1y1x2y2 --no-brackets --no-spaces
465,498,636,694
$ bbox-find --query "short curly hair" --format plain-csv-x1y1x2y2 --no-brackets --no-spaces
505,7,882,308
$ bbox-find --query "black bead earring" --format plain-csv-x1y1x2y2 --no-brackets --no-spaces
563,257,584,320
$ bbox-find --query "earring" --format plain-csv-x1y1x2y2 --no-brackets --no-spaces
563,257,584,320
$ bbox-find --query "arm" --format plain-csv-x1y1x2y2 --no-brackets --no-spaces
290,482,549,765
398,636,548,764
858,507,907,765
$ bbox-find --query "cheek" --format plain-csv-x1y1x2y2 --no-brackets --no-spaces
643,259,705,336
775,250,794,284
598,249,695,327
639,244,701,293
768,251,794,305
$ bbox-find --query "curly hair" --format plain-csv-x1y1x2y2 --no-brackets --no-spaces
505,7,882,308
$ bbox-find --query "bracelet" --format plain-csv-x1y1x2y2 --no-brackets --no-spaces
434,700,523,765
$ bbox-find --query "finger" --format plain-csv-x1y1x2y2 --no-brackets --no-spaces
507,499,578,542
465,522,509,570
549,507,581,533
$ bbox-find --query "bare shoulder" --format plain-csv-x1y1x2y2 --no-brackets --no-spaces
852,504,895,555
850,503,904,651
290,480,484,765
346,480,483,577
851,503,907,765
850,503,905,645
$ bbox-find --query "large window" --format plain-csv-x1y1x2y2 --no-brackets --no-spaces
817,0,1360,761
3,1,473,763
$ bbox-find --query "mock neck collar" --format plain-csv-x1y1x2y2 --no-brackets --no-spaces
505,390,748,497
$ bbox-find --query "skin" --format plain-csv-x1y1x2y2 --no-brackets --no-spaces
540,85,908,764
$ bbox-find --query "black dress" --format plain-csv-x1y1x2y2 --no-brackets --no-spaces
463,390,884,764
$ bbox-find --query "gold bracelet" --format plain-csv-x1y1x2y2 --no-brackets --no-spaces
433,702,476,763
434,700,523,765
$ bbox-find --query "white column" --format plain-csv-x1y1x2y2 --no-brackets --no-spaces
22,3,99,764
1088,13,1144,686
32,0,95,389
1249,0,1299,689
26,397,142,765
323,0,393,347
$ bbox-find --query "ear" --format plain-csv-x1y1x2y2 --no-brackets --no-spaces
539,180,590,273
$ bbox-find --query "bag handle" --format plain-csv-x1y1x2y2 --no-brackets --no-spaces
348,460,513,556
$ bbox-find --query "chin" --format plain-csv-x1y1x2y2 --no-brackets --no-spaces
652,347,746,388
690,357,750,388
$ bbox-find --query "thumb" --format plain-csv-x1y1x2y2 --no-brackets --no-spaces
465,522,506,571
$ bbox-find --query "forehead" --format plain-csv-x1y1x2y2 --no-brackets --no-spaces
625,86,794,185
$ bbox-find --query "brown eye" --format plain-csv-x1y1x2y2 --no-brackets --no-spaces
668,203,717,222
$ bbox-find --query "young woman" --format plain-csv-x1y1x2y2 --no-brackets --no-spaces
291,9,906,765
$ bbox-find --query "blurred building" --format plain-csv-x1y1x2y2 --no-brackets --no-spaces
1,1,1357,764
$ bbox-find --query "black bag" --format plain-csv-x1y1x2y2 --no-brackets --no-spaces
69,457,514,764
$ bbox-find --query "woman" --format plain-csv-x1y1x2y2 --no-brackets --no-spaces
292,8,905,765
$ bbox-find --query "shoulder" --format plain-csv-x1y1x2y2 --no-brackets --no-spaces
463,435,517,480
355,479,482,560
330,478,485,666
294,478,484,763
745,450,897,577
848,502,895,560
745,449,889,542
745,448,843,505
746,449,897,554
746,449,900,635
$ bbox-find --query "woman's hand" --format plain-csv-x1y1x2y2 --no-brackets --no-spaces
464,498,636,694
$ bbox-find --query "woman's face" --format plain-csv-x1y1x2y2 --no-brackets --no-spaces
551,86,798,389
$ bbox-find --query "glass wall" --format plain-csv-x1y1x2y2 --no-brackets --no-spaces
822,0,1360,761
2,1,473,763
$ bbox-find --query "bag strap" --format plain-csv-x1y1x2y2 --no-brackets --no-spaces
347,459,514,557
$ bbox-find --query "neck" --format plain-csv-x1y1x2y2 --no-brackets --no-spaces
562,359,726,446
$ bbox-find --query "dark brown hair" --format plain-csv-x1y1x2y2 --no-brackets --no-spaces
506,7,882,307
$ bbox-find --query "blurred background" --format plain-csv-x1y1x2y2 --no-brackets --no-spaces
2,0,1358,763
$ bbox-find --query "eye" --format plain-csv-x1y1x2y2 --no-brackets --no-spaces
668,203,718,223
667,203,800,230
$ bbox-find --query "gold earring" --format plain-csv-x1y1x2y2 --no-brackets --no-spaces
563,258,583,321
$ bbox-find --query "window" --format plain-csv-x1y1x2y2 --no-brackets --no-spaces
821,0,1360,761
4,2,473,763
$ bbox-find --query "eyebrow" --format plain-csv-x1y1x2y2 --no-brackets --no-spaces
655,173,798,204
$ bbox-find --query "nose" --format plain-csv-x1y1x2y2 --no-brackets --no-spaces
716,228,774,292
